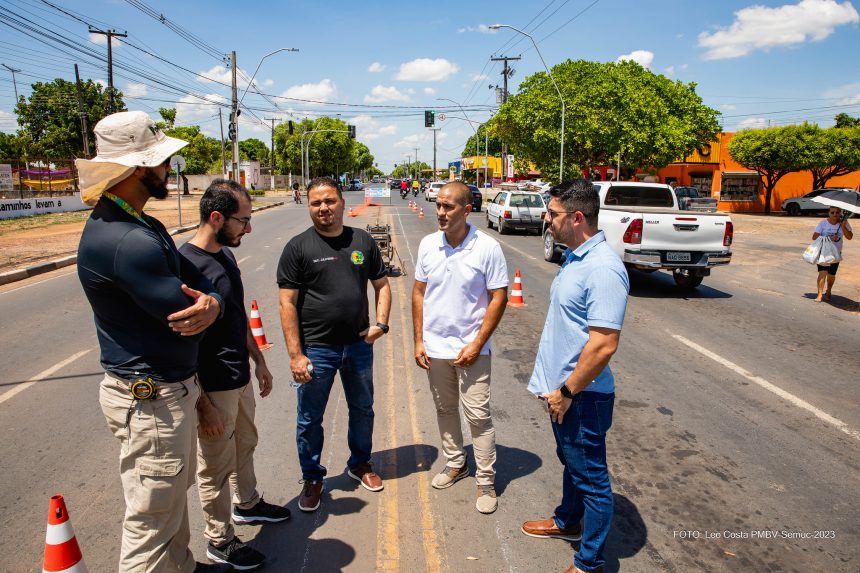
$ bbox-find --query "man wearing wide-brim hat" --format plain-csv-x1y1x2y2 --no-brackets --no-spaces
76,111,231,573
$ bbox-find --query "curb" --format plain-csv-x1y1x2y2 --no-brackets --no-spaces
0,201,286,287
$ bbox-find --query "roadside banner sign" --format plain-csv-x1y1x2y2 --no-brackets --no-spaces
365,186,390,198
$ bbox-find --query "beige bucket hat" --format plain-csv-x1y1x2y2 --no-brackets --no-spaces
75,111,188,205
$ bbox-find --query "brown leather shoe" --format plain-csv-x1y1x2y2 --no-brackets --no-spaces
298,479,324,512
521,517,582,541
348,463,384,492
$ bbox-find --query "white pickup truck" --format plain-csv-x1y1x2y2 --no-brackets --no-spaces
542,182,733,288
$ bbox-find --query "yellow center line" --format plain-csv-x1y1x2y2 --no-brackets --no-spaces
390,221,447,573
376,314,400,570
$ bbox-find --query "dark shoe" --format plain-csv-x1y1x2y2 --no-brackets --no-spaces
194,563,234,573
233,497,291,524
299,479,324,512
431,464,469,489
206,537,264,571
521,517,582,542
348,463,384,492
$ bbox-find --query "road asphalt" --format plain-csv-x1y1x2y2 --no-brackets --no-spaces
0,191,856,572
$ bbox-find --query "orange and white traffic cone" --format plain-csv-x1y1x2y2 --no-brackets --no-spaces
508,269,527,307
249,299,274,350
419,208,425,219
347,206,355,217
43,495,87,573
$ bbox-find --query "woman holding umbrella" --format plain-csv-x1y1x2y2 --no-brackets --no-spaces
812,207,853,301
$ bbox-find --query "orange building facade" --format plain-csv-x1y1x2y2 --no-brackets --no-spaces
651,132,860,213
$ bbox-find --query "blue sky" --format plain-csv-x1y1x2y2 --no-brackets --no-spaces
1,0,858,172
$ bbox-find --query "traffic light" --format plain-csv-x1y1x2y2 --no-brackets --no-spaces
288,120,294,135
424,110,435,127
348,125,356,139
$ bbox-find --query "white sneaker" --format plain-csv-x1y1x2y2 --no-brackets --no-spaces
431,465,469,489
476,485,497,514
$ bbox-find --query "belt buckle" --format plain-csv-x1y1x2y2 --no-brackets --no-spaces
130,378,157,400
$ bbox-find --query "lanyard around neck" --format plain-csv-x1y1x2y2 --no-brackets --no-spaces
104,192,149,226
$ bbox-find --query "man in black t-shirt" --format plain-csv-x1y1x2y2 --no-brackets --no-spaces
277,176,391,512
180,180,291,571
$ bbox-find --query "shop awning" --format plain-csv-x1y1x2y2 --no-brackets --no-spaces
721,171,759,177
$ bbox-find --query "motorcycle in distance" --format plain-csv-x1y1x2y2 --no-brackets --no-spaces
400,187,408,200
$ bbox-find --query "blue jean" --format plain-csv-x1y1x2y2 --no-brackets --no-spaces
296,340,375,480
551,391,614,572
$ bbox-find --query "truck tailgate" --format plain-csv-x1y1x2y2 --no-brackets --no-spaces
641,212,729,253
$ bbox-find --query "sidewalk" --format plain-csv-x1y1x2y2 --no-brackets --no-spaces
0,195,285,285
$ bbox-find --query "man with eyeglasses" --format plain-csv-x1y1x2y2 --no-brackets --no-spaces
277,176,391,512
521,179,629,573
180,179,290,570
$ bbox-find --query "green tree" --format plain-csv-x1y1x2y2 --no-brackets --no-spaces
351,141,374,174
239,138,270,164
800,126,860,190
492,59,720,181
157,107,176,130
727,124,814,214
0,131,27,159
15,78,124,158
365,165,385,179
834,113,860,128
163,125,221,174
274,117,354,179
461,130,503,157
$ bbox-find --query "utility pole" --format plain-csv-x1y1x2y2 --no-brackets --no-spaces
413,147,420,181
491,55,520,182
218,107,227,176
90,28,127,113
230,51,239,183
1,64,21,103
74,64,90,158
265,117,277,190
430,128,441,182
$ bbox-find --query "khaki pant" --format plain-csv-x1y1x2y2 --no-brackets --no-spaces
426,355,496,486
196,384,260,545
99,373,200,573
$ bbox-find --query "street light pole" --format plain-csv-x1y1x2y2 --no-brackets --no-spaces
437,97,480,182
489,24,565,182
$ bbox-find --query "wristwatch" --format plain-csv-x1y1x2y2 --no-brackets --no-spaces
559,384,574,399
376,322,390,334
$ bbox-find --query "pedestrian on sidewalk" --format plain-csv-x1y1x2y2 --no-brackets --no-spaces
179,180,291,571
277,176,391,512
412,181,509,514
76,111,231,573
521,179,629,573
812,207,853,302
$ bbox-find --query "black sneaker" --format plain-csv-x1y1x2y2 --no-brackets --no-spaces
206,537,264,571
194,562,234,572
232,497,292,524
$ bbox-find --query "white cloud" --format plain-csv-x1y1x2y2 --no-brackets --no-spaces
281,79,337,103
664,66,675,76
368,62,386,73
737,117,768,129
469,73,489,81
395,58,459,82
348,115,398,141
95,79,107,89
89,33,122,47
379,125,397,135
364,85,412,103
617,50,654,68
124,83,148,98
824,81,860,105
457,24,497,34
423,87,436,96
0,110,17,133
394,133,428,148
721,103,737,111
197,65,274,90
698,0,859,60
175,93,226,125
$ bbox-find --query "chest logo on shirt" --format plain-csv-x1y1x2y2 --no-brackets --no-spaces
350,250,365,265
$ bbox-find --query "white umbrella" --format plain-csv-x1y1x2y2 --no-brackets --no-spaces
811,189,860,215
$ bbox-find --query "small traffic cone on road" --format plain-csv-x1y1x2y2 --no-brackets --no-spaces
347,206,355,217
43,495,87,573
419,208,425,219
249,299,274,350
507,269,527,308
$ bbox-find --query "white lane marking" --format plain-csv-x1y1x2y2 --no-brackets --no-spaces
0,348,93,405
237,256,250,265
671,333,860,441
394,210,416,268
255,264,266,272
494,236,538,261
0,269,77,296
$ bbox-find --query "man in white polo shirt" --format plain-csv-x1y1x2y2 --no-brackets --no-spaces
412,181,509,514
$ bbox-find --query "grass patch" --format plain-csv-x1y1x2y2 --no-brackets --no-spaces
0,211,91,236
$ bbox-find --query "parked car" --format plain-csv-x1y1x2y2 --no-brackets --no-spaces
467,184,483,212
674,186,718,212
541,182,733,288
781,188,852,216
425,182,445,202
348,179,363,191
486,191,546,234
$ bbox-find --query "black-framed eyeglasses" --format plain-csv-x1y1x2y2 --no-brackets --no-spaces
546,208,578,219
228,215,251,228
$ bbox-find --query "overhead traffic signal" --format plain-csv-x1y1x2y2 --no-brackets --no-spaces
424,110,435,127
288,120,294,135
348,124,356,138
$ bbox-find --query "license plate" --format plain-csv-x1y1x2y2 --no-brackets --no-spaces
667,252,691,262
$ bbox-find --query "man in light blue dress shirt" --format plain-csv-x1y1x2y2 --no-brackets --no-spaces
521,179,629,573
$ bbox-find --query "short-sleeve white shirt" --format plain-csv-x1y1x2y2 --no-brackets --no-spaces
815,219,852,255
415,223,509,359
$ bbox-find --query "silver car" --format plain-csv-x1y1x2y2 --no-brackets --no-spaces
486,191,546,234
